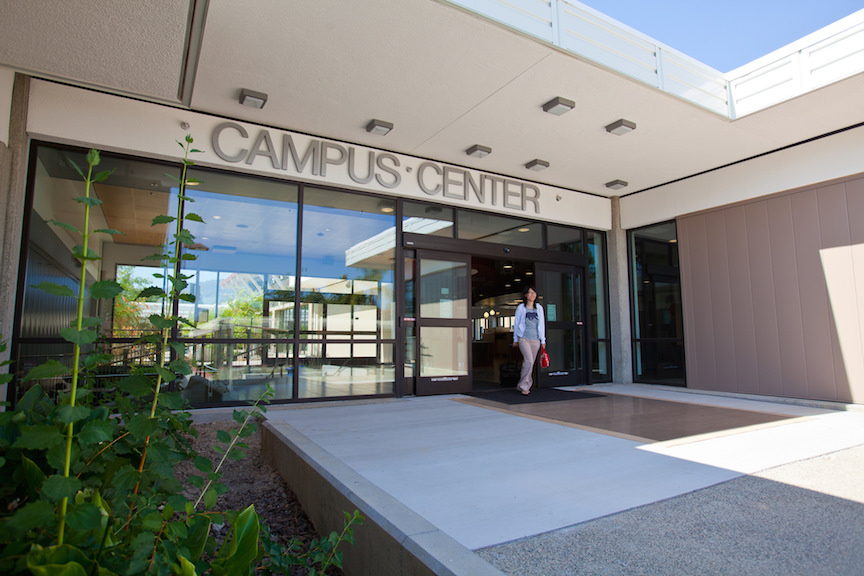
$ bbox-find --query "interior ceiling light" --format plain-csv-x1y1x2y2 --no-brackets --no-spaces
518,227,530,232
526,159,550,171
377,200,395,213
605,119,636,135
542,96,575,115
466,144,492,158
239,88,268,109
366,119,393,135
606,179,628,190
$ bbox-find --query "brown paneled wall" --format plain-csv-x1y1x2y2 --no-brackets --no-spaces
678,175,864,404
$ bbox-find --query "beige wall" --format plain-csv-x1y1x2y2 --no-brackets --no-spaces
678,174,864,404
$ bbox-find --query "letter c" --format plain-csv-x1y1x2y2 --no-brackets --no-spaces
417,162,442,195
212,122,249,163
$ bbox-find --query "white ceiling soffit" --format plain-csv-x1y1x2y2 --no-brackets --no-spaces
1,0,862,197
0,0,194,103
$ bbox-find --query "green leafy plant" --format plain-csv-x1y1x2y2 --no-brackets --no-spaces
0,138,361,575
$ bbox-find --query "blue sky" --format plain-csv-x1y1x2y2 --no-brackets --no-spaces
580,1,863,71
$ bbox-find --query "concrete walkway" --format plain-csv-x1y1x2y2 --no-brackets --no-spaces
261,384,864,575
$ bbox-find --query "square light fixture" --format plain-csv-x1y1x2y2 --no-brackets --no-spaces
526,159,550,171
605,119,636,135
239,88,268,109
466,144,492,158
605,179,628,190
366,119,393,135
542,96,575,115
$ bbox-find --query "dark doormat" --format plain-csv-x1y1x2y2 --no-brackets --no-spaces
467,387,605,405
457,389,798,442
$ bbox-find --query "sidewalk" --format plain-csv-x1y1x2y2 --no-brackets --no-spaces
261,384,864,575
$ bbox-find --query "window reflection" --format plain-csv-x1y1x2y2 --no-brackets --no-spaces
457,210,542,247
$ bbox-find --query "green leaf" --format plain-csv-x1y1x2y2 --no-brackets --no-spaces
169,358,192,375
193,456,213,473
13,424,64,449
214,505,260,574
72,245,100,261
32,282,75,298
45,219,81,234
92,168,115,183
216,429,231,444
67,156,84,178
169,341,186,356
60,327,98,346
184,212,205,223
127,414,159,440
142,252,170,262
149,314,175,329
181,253,198,261
204,486,218,510
117,374,154,396
66,502,103,531
175,230,195,246
78,419,116,445
178,292,196,302
185,515,212,562
136,286,166,299
23,359,69,382
7,500,55,532
79,316,103,328
42,474,82,502
89,280,124,299
155,365,176,382
73,196,103,207
56,404,91,426
21,456,47,495
152,215,176,225
94,228,124,235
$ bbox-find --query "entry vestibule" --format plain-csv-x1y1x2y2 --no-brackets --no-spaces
9,142,610,408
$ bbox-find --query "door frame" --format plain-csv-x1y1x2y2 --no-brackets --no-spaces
414,249,473,395
535,262,589,387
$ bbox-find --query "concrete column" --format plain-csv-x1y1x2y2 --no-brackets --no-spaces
0,74,30,404
607,196,632,383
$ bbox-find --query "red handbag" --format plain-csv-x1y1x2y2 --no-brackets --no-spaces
539,346,550,368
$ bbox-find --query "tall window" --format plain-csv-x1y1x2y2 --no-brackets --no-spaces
629,221,685,385
298,188,396,398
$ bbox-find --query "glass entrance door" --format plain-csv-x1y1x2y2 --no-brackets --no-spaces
415,250,472,395
536,264,586,386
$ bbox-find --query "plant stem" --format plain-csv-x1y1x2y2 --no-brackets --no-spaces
134,137,193,487
58,156,95,545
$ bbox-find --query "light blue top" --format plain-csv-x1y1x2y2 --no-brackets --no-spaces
513,303,545,345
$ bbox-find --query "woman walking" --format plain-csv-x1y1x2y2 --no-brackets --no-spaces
512,286,546,395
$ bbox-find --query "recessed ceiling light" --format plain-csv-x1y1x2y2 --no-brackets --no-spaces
377,200,395,213
605,119,636,135
542,96,575,115
526,159,549,171
466,144,492,158
605,179,628,190
366,119,393,135
239,88,268,109
518,227,530,232
212,215,222,219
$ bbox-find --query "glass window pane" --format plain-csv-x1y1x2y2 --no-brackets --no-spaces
629,221,685,386
299,343,395,398
403,202,454,237
420,327,468,377
547,225,583,253
420,259,468,319
588,231,607,339
457,210,542,248
300,189,396,340
181,169,299,339
181,342,294,402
